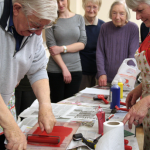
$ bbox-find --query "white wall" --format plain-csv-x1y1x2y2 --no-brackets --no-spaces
70,0,142,31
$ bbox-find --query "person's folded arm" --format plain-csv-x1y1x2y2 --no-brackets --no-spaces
46,15,87,55
66,42,85,52
63,15,87,53
49,42,85,56
45,25,72,83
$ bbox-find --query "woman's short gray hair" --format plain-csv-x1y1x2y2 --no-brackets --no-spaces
82,0,102,10
109,0,130,21
126,0,150,9
12,0,58,22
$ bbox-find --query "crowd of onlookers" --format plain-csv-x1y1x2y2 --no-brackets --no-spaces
15,0,140,113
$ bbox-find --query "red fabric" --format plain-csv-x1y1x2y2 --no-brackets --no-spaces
139,33,150,66
28,126,73,147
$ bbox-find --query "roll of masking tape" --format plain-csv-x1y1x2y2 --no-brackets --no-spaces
96,121,124,150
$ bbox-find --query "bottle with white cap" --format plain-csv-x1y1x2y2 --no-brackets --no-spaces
110,80,120,109
118,78,123,99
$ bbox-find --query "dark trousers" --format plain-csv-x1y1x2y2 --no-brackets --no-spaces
15,90,36,117
48,71,82,103
79,74,96,91
0,134,6,150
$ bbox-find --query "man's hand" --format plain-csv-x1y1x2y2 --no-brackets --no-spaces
38,103,56,133
98,75,107,86
4,124,27,150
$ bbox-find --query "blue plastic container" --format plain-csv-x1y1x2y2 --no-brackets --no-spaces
110,80,120,109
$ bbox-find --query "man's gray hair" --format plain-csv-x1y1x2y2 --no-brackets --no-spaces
12,0,58,22
109,0,130,21
126,0,150,9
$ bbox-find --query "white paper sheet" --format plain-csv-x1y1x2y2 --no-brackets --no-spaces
18,117,38,128
59,93,111,107
20,125,32,135
19,102,77,118
80,88,110,95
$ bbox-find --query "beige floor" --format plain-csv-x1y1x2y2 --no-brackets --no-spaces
136,125,144,150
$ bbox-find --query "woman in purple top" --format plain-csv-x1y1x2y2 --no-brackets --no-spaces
96,0,139,86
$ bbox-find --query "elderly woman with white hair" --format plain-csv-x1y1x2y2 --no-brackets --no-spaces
123,0,150,149
96,0,139,86
79,0,104,91
0,0,57,149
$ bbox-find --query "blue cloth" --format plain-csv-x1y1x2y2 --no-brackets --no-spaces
8,0,24,52
8,0,13,33
80,19,104,75
140,22,149,43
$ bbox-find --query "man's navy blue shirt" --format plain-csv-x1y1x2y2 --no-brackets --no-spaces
8,0,24,52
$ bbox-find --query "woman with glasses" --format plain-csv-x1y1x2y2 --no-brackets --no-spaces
123,0,150,149
96,0,139,86
79,0,104,91
46,0,87,103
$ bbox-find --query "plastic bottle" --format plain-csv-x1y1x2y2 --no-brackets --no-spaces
118,78,123,99
96,111,105,134
110,80,120,109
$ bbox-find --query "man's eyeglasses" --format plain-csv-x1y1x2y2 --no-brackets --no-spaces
26,15,53,31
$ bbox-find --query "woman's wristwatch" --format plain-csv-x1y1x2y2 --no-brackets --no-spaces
63,46,67,53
